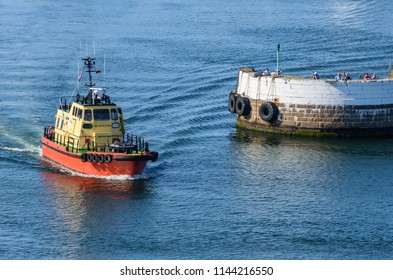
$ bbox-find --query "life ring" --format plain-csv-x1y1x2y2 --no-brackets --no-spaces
92,154,98,163
112,137,121,144
104,154,112,163
259,102,278,122
98,154,105,163
87,153,94,162
47,126,55,138
80,153,87,162
235,97,251,117
228,92,237,113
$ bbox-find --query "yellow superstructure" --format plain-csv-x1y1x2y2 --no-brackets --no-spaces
53,88,125,153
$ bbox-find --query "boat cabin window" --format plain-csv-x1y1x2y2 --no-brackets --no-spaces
71,106,82,118
84,109,92,121
111,109,119,120
93,109,110,121
83,123,93,129
56,117,64,129
59,119,63,130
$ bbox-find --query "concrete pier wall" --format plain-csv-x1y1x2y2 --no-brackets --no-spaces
232,69,393,136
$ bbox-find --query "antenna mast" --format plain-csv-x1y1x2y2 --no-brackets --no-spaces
77,61,80,91
104,54,106,87
83,56,96,87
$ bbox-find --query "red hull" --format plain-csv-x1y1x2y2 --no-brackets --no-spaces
41,136,153,176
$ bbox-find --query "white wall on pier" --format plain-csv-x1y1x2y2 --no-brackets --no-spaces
236,70,393,106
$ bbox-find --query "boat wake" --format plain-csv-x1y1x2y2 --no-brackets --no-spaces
0,128,41,155
0,145,40,154
0,143,42,170
65,171,154,181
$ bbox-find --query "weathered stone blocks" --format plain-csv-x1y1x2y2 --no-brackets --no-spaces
238,98,393,136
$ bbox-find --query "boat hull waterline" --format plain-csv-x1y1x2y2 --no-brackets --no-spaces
41,136,157,177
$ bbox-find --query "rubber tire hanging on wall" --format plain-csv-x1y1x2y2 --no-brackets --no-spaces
228,92,237,113
259,102,278,122
235,97,251,117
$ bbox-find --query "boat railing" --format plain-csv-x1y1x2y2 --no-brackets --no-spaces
59,97,71,112
67,137,79,153
124,133,149,153
109,134,149,154
43,127,82,153
44,127,150,154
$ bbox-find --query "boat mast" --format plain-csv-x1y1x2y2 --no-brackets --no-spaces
77,61,81,91
104,54,106,88
82,56,97,104
83,56,96,87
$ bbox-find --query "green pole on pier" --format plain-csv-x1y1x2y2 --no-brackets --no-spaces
276,43,280,73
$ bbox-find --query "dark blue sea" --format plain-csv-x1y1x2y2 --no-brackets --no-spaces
1,0,393,260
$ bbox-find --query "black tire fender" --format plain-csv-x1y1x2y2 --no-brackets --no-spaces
80,153,87,162
87,153,94,162
104,154,112,163
92,154,98,163
235,96,251,117
151,152,158,162
259,102,278,122
98,154,105,163
228,93,237,113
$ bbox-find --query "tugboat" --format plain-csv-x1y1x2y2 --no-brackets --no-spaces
41,54,158,176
